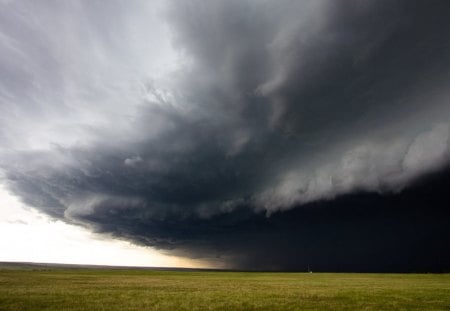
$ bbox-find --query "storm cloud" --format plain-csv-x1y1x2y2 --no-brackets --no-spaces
1,0,450,270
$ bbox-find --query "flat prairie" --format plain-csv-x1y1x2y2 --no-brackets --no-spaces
0,264,449,310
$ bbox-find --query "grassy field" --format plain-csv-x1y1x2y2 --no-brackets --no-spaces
0,266,449,310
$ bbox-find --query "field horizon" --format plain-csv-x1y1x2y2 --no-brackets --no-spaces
1,262,449,310
1,261,449,273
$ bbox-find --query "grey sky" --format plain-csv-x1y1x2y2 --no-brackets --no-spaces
1,0,449,268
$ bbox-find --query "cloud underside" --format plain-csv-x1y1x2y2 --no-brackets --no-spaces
1,0,450,269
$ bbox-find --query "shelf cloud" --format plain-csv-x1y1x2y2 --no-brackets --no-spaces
1,0,449,270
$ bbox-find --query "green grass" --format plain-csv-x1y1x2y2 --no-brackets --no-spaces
0,268,449,310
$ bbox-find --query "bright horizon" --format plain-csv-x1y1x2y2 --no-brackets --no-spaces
0,186,210,268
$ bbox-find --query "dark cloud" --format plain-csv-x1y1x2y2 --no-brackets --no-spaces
1,0,450,270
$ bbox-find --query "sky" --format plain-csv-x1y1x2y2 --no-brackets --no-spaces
0,186,205,267
0,0,449,271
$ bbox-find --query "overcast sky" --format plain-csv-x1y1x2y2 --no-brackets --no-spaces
1,0,449,271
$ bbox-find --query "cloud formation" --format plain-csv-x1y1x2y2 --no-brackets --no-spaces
1,0,450,270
